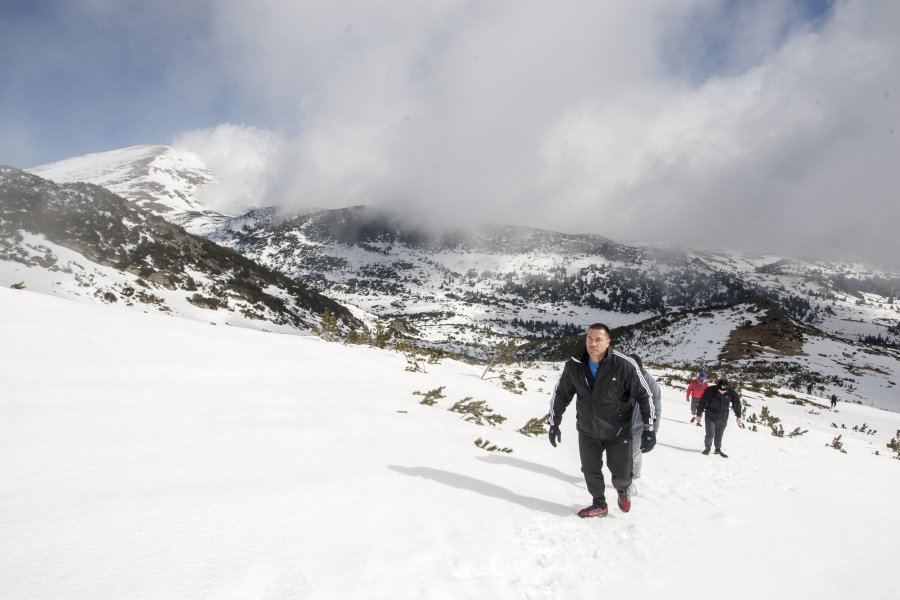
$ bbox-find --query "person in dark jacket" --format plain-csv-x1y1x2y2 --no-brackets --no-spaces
548,323,656,518
696,379,742,458
628,354,662,496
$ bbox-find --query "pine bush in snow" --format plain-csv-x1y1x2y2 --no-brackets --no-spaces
517,415,549,437
474,438,513,453
413,386,446,406
449,397,507,426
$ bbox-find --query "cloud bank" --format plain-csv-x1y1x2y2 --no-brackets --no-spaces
3,1,897,267
179,0,898,267
173,124,284,214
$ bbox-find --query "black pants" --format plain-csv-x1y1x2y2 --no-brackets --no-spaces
704,415,728,451
578,432,633,506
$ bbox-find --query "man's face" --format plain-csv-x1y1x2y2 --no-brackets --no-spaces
718,387,727,394
585,329,611,361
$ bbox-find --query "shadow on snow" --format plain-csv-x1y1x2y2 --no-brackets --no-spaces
389,465,576,516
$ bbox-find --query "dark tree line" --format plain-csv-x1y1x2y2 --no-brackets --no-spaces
510,318,582,339
858,334,898,348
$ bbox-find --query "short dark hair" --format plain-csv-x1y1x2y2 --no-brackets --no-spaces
587,323,611,337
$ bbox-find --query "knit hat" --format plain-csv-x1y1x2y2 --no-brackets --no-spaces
717,379,728,390
698,370,707,379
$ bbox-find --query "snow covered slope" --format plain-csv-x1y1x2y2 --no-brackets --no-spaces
518,300,900,411
26,144,228,229
26,145,900,353
206,205,900,356
2,286,898,599
617,302,900,411
0,166,358,336
17,145,899,411
691,249,900,346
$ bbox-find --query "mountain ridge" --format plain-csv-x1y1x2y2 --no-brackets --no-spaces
0,165,360,335
10,145,900,409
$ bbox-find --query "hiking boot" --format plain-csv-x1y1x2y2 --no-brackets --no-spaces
701,448,710,455
577,503,609,518
690,416,696,424
715,449,729,458
696,420,702,427
617,489,631,513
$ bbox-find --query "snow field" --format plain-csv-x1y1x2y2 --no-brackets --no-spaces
1,287,898,599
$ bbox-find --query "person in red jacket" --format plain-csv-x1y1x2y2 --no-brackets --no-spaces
686,370,708,426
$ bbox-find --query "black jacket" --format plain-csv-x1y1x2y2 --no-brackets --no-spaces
697,386,741,421
549,348,654,440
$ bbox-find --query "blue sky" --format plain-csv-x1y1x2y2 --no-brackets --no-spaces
1,0,835,168
662,0,835,84
1,1,234,165
1,0,898,268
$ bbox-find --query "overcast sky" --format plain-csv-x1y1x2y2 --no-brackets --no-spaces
2,0,898,268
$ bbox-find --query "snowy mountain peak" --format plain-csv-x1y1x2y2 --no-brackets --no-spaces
27,145,214,216
0,165,360,337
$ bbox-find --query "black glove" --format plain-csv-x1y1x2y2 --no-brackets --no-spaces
549,425,561,447
640,429,656,453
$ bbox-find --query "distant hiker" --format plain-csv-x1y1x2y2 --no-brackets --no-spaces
548,323,656,518
686,370,709,426
629,354,662,496
831,394,838,409
697,379,742,458
806,383,814,395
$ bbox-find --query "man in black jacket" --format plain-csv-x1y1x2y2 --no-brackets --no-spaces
697,379,743,458
548,323,656,518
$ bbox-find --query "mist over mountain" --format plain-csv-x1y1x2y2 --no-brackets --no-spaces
7,145,900,410
4,4,900,595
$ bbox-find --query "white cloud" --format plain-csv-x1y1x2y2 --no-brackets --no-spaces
188,0,898,265
172,124,284,214
538,0,900,264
